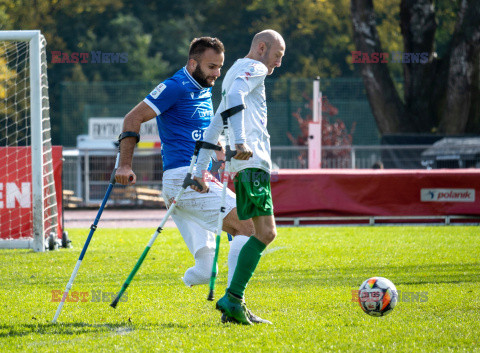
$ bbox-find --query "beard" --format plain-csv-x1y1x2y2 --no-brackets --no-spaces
260,47,274,74
191,65,214,87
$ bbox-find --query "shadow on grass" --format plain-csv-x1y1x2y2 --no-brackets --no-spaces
0,321,207,338
263,262,480,287
0,322,129,338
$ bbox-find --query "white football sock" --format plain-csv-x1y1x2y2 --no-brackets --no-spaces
182,246,215,287
227,235,249,287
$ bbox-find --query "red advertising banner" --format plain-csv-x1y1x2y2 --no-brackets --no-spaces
0,146,63,240
271,169,480,218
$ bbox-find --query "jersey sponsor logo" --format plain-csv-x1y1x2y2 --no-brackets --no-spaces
197,109,213,118
189,90,211,99
198,90,211,99
191,129,205,141
245,72,251,80
150,83,166,99
192,102,214,119
259,100,267,126
253,180,265,193
260,116,267,126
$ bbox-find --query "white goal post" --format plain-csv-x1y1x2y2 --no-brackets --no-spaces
308,78,322,169
0,30,61,251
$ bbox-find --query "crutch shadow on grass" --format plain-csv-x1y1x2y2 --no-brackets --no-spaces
0,321,212,338
0,322,136,338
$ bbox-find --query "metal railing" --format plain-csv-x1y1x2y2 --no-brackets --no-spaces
63,148,163,206
271,144,454,169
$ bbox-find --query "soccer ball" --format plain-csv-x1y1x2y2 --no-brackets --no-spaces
358,277,398,317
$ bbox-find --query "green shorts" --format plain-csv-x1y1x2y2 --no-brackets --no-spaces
234,168,274,220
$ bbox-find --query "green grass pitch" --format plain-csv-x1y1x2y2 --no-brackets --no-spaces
1,226,479,352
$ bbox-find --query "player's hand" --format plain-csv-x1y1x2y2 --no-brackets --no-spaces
234,143,253,160
215,145,226,162
190,176,209,194
115,166,136,185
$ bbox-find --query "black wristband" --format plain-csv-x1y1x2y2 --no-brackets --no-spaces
118,131,140,144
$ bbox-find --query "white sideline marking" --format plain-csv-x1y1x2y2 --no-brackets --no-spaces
115,327,134,336
263,246,287,255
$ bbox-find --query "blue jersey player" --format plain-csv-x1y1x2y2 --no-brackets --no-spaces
115,38,267,324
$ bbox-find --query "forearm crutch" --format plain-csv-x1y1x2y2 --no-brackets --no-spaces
110,140,221,309
52,137,136,323
207,104,246,301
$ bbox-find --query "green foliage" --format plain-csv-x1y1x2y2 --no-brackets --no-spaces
246,0,354,78
0,0,469,141
373,0,403,78
0,42,30,146
79,14,170,82
434,0,462,57
0,0,463,82
361,0,460,80
0,226,479,351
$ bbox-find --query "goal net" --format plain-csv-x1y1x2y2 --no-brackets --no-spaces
0,30,62,251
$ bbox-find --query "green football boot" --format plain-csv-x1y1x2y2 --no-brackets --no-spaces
221,308,272,325
216,292,252,325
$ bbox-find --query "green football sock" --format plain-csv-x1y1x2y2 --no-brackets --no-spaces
228,236,266,299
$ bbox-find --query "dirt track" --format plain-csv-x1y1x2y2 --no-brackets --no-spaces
64,209,175,229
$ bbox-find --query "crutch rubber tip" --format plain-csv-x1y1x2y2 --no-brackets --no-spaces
207,290,215,301
110,299,119,309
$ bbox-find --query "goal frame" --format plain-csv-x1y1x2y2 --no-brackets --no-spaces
0,30,49,251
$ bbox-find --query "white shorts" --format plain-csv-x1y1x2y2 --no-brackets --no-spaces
162,166,237,255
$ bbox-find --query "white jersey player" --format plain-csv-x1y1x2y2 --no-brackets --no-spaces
193,30,286,325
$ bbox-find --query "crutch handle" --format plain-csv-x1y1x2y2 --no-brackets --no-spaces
225,149,236,161
182,173,204,191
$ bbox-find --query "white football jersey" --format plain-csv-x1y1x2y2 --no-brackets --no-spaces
219,58,271,174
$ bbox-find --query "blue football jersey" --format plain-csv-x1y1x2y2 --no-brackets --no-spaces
143,67,214,171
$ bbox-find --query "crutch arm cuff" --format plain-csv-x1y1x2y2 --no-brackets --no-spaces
193,140,222,156
220,104,246,124
201,141,222,151
118,131,140,144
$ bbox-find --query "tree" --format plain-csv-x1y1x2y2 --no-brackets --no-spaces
0,44,26,146
80,14,169,82
351,0,480,134
240,0,354,78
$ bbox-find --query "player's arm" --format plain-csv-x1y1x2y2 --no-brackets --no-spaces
214,141,226,162
226,78,253,160
116,102,156,185
117,80,181,185
191,111,224,193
